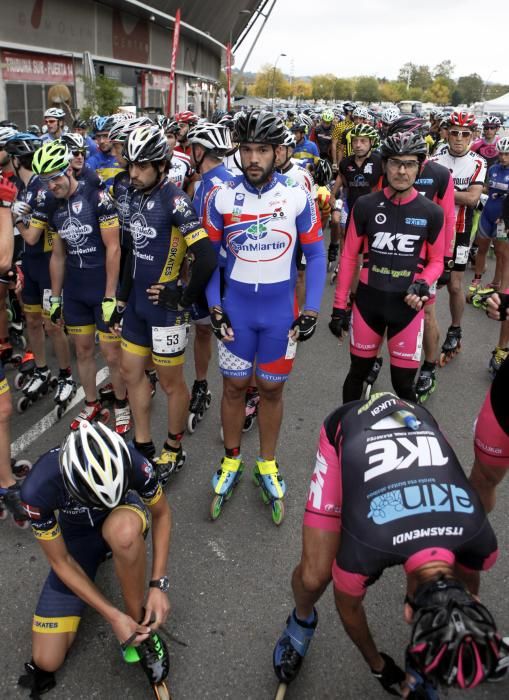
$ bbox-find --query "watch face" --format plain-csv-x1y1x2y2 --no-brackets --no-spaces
160,576,169,592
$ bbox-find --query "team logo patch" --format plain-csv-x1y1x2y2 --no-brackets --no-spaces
375,213,387,224
22,502,41,520
234,193,245,206
172,196,188,214
72,201,82,215
147,200,154,210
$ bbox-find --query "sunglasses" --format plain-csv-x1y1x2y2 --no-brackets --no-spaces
39,169,66,184
387,158,420,171
45,119,58,125
484,126,498,130
449,130,472,138
71,149,86,156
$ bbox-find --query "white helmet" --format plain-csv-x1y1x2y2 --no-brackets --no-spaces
381,107,400,125
353,106,370,120
59,421,133,509
123,125,169,163
187,123,233,153
44,107,66,120
497,137,509,153
281,129,296,148
0,126,18,148
61,132,85,151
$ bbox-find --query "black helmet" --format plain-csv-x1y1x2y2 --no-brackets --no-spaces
211,109,226,124
314,158,333,186
233,109,286,145
380,132,427,162
73,118,88,130
387,115,426,138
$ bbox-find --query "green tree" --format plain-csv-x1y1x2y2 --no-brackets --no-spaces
425,78,451,105
355,76,380,102
252,64,289,98
398,62,417,89
379,82,405,102
310,74,336,101
412,65,433,90
454,74,483,104
433,60,455,80
333,78,355,100
293,79,312,102
80,75,123,119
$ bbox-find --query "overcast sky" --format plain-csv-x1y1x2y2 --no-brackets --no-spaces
234,0,509,85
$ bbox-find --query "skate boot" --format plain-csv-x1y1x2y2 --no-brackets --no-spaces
0,484,30,528
439,326,462,367
145,369,158,398
113,399,131,436
187,379,211,433
13,350,35,390
17,366,56,413
0,337,21,368
18,660,56,697
471,282,498,310
253,458,286,525
98,382,115,404
466,275,482,303
11,458,32,480
363,356,383,399
327,242,339,271
210,455,244,520
273,608,318,687
415,363,437,403
70,400,110,430
54,373,77,418
122,632,170,699
243,385,259,432
489,346,509,378
155,436,186,485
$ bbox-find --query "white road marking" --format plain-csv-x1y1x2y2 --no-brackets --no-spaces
11,367,110,458
207,539,227,561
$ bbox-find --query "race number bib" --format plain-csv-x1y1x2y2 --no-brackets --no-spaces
152,325,188,355
42,288,52,312
455,245,469,265
285,337,297,360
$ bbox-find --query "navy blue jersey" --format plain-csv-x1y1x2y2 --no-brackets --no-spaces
110,169,132,249
484,163,509,222
20,444,162,540
75,164,103,192
19,175,57,257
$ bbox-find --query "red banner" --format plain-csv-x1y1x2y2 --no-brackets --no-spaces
166,8,181,116
226,42,232,111
1,50,74,84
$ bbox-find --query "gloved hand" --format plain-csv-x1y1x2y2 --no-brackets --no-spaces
109,303,126,330
156,286,185,312
290,314,317,341
101,297,116,324
11,201,32,223
0,176,17,206
328,307,350,339
210,307,233,341
371,652,405,696
49,296,63,324
406,280,430,299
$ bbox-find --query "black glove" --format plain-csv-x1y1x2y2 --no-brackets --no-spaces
210,307,233,340
406,280,430,299
109,303,126,329
371,652,405,696
291,314,317,341
328,307,350,338
156,285,184,311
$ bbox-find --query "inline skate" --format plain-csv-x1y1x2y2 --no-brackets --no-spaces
187,379,212,433
123,632,171,699
70,400,110,431
0,338,22,368
54,374,77,418
253,458,286,525
210,455,244,520
16,366,57,413
155,438,186,486
98,382,115,405
0,483,30,528
13,350,35,390
363,357,383,399
465,275,482,303
327,243,339,272
489,346,508,379
273,608,318,699
439,326,462,366
415,363,437,403
470,282,498,310
11,458,32,480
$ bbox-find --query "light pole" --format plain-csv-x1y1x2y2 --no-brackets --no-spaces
271,53,286,112
482,69,498,106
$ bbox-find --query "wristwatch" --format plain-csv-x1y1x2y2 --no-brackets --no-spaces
149,576,169,593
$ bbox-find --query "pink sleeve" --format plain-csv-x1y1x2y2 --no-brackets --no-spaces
333,214,364,308
436,174,456,260
419,215,445,287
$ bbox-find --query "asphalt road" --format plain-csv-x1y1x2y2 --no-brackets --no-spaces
2,263,508,700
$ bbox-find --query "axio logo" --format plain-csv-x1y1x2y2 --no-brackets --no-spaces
372,231,420,253
364,435,449,482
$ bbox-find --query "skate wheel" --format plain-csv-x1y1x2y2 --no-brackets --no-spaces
274,682,288,700
187,413,197,434
364,382,373,400
13,373,25,390
205,393,212,409
243,415,254,432
12,459,32,480
260,487,270,505
17,335,27,350
16,396,30,413
272,499,285,525
152,681,171,700
11,354,22,367
56,405,65,420
438,353,448,368
210,494,224,520
49,377,58,390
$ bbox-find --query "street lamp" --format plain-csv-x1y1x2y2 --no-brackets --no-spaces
271,53,287,112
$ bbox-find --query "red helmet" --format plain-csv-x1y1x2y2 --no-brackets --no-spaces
175,111,198,126
449,111,477,129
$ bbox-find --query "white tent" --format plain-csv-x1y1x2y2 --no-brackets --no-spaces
483,91,509,114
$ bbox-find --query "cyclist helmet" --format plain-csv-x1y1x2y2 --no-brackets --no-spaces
381,107,401,125
73,118,88,130
59,421,134,509
380,132,428,162
0,126,19,148
350,123,379,144
429,108,443,120
449,111,477,129
44,107,66,120
91,115,116,135
32,141,71,174
211,109,226,124
497,137,509,153
280,130,296,148
175,111,199,126
343,101,357,114
483,115,501,128
233,109,286,145
27,124,42,136
123,125,168,163
109,116,153,143
61,132,85,151
314,158,333,186
321,109,334,123
352,106,370,120
187,123,233,153
5,132,42,157
407,577,506,689
387,115,426,137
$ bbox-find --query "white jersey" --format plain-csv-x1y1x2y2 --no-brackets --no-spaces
281,160,315,193
167,151,192,189
223,151,243,177
431,146,487,233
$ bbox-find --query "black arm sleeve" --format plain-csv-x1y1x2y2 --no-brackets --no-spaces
118,245,133,303
181,236,217,307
